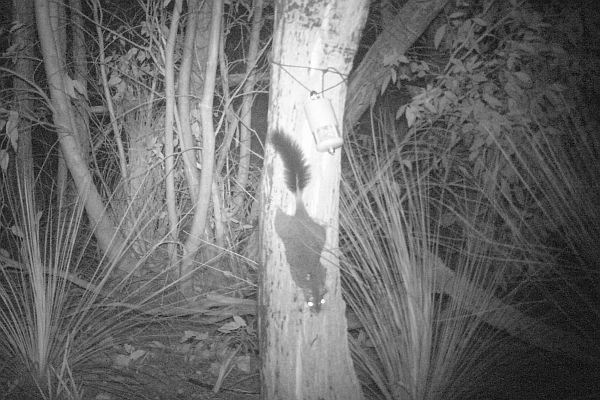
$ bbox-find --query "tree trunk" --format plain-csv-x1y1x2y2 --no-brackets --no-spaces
69,0,91,161
178,0,201,202
49,0,69,195
259,1,369,398
344,0,449,129
179,0,222,297
233,0,264,211
34,0,134,273
163,0,182,271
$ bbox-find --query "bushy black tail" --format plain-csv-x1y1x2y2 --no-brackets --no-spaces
271,131,311,194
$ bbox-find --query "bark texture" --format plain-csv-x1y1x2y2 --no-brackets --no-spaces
259,1,369,399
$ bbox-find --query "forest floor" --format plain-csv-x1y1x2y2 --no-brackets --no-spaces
89,318,260,400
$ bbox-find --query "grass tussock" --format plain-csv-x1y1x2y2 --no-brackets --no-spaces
0,176,182,399
492,98,600,342
340,137,517,400
340,85,600,399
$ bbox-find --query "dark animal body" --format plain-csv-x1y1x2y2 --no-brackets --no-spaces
271,131,327,312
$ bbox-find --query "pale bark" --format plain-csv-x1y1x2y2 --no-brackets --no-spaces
180,0,223,297
163,0,182,266
69,0,91,161
259,1,369,398
49,0,69,194
192,1,212,90
178,0,202,202
344,0,449,129
34,0,134,273
233,0,264,211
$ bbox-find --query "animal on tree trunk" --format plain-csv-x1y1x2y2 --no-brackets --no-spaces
271,131,327,313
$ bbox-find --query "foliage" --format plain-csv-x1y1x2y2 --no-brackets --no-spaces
340,130,515,399
0,2,272,396
342,0,600,398
0,177,185,399
409,1,600,335
93,0,268,282
376,0,597,273
495,93,600,342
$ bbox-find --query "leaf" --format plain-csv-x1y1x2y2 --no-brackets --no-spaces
405,105,417,127
449,57,466,73
107,73,121,87
384,51,408,66
6,111,19,151
444,90,458,103
129,349,147,361
438,95,449,113
449,11,466,19
382,51,397,66
380,73,391,95
218,315,247,333
473,17,488,26
72,80,88,99
396,104,407,120
0,150,9,173
114,354,130,368
396,54,409,64
126,47,137,60
235,355,251,373
233,315,246,326
63,77,74,98
434,24,447,50
10,224,24,238
424,101,436,113
136,49,148,62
